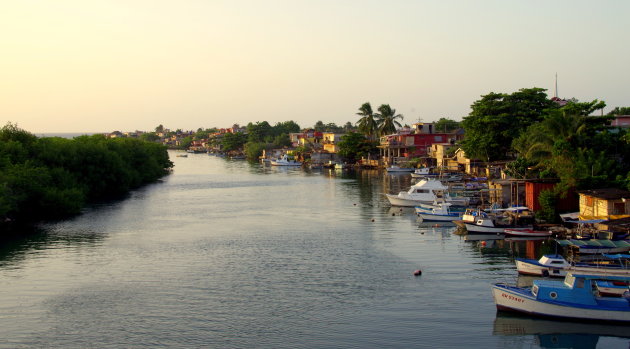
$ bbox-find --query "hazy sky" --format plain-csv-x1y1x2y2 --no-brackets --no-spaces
2,0,629,133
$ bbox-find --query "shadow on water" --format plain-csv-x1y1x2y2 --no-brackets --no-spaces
493,312,630,349
0,224,106,268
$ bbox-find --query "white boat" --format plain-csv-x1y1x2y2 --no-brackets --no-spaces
504,228,552,237
270,154,302,166
386,165,415,172
492,273,630,322
556,239,630,255
385,179,470,207
516,253,630,278
410,167,439,178
463,207,533,234
415,202,464,222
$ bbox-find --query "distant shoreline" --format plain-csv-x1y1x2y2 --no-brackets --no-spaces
36,132,101,139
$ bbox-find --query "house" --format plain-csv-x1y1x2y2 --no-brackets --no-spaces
378,122,455,166
524,180,578,212
611,115,630,128
577,188,630,220
322,133,344,153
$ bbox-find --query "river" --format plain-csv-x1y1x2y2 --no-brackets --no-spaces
0,150,627,348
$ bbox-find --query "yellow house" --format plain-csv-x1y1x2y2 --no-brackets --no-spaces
322,133,343,153
578,188,630,220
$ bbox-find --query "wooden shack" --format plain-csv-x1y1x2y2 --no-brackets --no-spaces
578,188,630,220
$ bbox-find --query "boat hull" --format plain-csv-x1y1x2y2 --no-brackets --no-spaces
464,223,532,235
492,284,630,322
417,212,462,222
504,229,552,237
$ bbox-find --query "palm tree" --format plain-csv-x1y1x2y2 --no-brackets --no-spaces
356,102,377,140
375,104,403,136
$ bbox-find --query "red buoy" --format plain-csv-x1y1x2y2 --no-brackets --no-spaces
413,269,422,276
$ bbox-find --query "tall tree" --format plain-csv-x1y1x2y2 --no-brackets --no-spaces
356,102,378,140
434,117,460,133
461,88,557,161
375,104,403,136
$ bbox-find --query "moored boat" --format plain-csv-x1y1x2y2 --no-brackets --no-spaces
386,179,470,207
386,165,415,172
415,202,464,222
492,273,630,322
463,207,533,234
271,154,302,166
516,253,630,278
504,228,552,237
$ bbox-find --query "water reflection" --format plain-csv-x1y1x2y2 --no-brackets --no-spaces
493,312,630,348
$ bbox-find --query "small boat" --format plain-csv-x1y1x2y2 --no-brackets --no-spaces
270,154,302,166
516,253,630,278
504,228,552,237
176,154,188,157
463,207,533,234
386,165,415,173
492,273,630,322
595,280,630,297
556,239,630,255
410,167,439,178
415,202,464,222
385,179,470,207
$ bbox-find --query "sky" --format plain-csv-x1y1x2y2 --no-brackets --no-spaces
1,0,629,133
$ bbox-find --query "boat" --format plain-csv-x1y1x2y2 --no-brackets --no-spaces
556,239,630,255
385,179,470,207
176,154,188,157
492,273,630,322
415,202,464,222
410,167,439,178
463,207,533,234
270,154,302,166
386,165,415,172
516,253,630,278
504,228,552,237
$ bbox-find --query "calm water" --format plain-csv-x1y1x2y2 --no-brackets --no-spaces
0,151,627,348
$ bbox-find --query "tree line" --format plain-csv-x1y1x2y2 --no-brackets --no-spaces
0,124,173,227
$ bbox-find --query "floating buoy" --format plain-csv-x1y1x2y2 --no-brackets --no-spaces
481,241,487,247
413,269,422,276
353,203,356,206
371,219,375,222
399,208,403,212
392,213,396,216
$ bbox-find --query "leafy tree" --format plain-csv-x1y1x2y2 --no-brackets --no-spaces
179,136,193,150
375,104,403,136
313,121,325,132
244,142,267,161
273,134,292,148
141,132,160,142
343,121,354,132
221,132,247,152
434,117,460,133
461,88,557,161
247,121,273,143
272,121,300,136
607,106,630,116
356,102,378,140
337,132,378,163
155,124,164,133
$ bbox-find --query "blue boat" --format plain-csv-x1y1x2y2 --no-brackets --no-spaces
414,202,464,222
492,273,630,322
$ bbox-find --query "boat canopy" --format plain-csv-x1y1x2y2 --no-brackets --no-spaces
557,239,630,248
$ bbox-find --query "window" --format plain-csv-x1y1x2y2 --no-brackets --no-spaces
434,136,442,142
586,197,593,206
614,202,626,215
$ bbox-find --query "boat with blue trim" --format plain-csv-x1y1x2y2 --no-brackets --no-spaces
415,202,464,222
492,273,630,322
516,253,630,278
